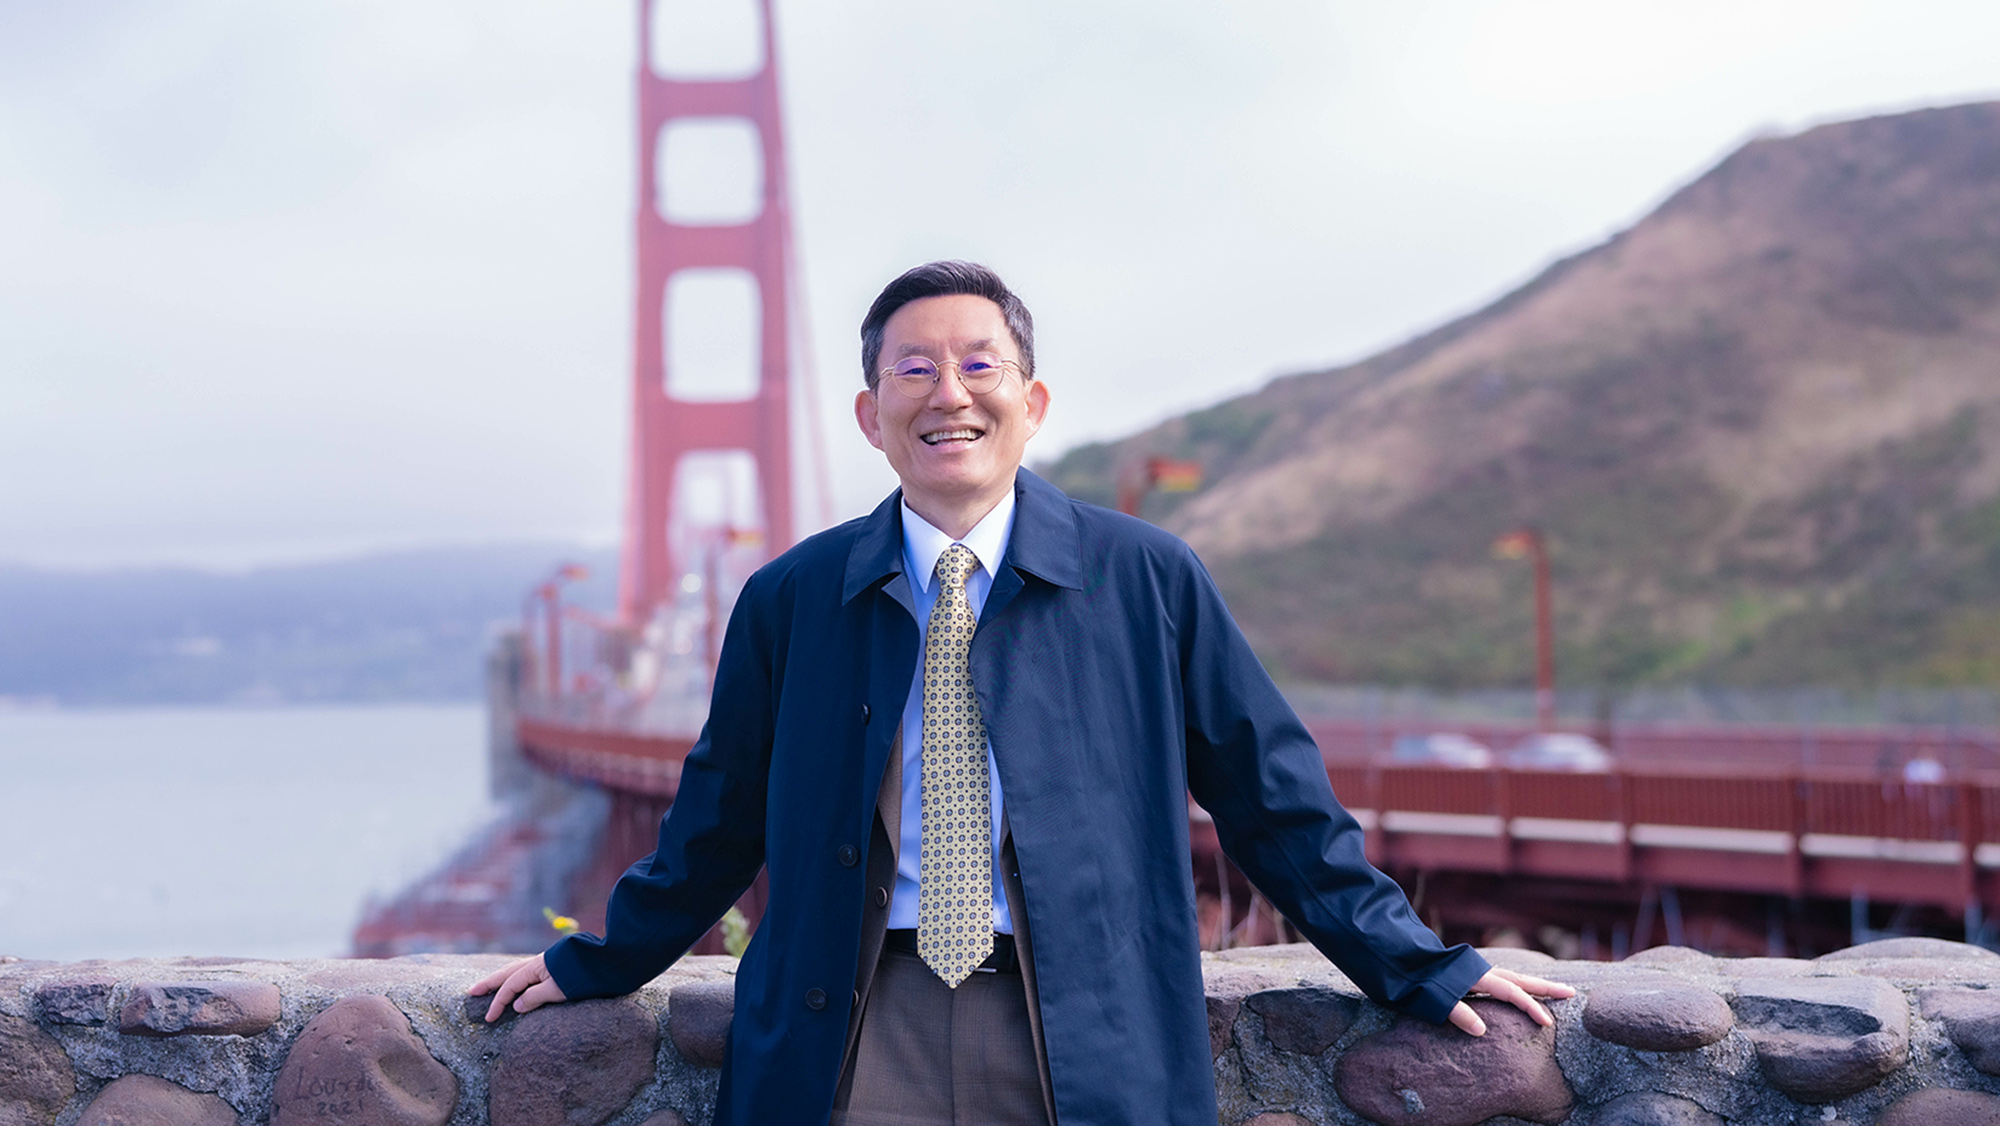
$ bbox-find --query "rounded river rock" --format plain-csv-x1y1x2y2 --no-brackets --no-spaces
489,997,658,1126
270,995,457,1126
1921,986,2000,1075
34,979,114,1026
1820,937,2000,963
1244,987,1360,1056
1582,980,1733,1051
77,1074,238,1126
0,1011,75,1126
119,982,281,1038
1731,976,1909,1103
667,979,734,1069
1586,1091,1725,1126
1877,1087,2000,1126
1333,1000,1572,1126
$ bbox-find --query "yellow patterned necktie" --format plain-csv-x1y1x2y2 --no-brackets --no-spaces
917,543,994,987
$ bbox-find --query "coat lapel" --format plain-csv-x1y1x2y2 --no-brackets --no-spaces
843,488,907,606
980,469,1084,626
877,722,902,854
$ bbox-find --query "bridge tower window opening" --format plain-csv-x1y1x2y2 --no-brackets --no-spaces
668,450,766,549
648,0,765,80
664,267,762,401
656,118,766,226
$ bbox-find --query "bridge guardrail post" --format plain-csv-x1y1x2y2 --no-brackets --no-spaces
1961,779,1983,920
1614,768,1634,884
1800,768,1816,900
1364,760,1384,869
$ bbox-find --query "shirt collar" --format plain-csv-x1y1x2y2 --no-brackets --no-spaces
901,489,1017,594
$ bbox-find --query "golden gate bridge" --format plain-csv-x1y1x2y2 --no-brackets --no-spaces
353,0,2000,962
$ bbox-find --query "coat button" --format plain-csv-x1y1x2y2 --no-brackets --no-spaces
873,886,889,908
837,844,859,867
852,989,861,1009
805,988,827,1011
861,703,871,724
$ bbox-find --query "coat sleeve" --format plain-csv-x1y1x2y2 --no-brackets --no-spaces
542,570,778,999
1173,544,1489,1023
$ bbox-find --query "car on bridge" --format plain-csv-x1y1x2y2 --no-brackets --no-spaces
1504,732,1612,771
1390,732,1495,768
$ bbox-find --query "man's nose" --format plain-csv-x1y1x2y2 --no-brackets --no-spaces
924,364,976,408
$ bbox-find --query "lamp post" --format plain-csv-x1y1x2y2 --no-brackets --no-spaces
532,563,591,701
697,527,765,678
1494,529,1555,731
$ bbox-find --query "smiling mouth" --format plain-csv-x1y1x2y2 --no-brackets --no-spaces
921,428,983,446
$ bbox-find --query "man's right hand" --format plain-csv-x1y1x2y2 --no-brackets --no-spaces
468,954,569,1023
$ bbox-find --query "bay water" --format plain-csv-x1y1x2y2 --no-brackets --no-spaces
0,704,497,961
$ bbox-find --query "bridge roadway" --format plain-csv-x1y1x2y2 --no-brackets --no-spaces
517,713,2000,928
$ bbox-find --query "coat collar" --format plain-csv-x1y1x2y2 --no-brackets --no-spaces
1002,468,1084,591
842,488,907,605
841,468,1082,605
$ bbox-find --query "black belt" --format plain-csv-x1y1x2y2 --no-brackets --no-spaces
884,929,1020,974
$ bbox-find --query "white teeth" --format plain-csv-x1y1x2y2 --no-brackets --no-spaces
922,429,980,445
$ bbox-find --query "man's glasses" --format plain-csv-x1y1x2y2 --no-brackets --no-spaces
876,353,1022,399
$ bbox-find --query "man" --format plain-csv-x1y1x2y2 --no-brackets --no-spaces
473,261,1571,1124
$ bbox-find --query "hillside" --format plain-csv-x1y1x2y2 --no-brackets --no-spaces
1043,102,2000,689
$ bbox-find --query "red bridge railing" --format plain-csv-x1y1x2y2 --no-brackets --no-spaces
519,701,2000,918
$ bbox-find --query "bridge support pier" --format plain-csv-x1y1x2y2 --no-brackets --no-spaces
1660,885,1684,948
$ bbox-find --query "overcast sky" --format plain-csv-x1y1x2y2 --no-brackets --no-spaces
5,1,2000,570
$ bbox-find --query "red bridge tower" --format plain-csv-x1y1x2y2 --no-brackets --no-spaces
622,0,798,623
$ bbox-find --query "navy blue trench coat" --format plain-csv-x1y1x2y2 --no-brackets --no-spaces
544,469,1488,1124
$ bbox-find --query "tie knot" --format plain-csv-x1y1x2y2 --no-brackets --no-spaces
935,543,979,589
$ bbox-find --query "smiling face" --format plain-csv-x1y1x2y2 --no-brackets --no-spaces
854,293,1050,537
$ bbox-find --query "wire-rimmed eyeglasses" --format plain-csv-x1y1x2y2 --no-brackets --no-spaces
875,353,1023,399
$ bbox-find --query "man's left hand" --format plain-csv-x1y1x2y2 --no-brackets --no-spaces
1447,967,1576,1036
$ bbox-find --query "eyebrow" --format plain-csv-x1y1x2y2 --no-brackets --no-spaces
892,338,1000,358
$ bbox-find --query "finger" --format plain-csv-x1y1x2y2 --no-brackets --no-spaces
1447,1001,1487,1037
1504,989,1555,1027
1495,970,1577,997
467,965,513,996
1512,993,1555,1027
484,981,521,1024
1486,976,1556,1027
484,965,542,1023
1481,968,1575,1001
512,978,568,1014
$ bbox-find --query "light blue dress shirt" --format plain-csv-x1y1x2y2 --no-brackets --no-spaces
886,490,1015,934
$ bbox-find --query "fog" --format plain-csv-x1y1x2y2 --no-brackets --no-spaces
5,0,1999,568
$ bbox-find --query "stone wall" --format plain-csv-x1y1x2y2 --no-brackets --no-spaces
7,938,2000,1125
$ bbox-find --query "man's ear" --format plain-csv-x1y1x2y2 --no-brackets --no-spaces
1022,379,1051,438
854,387,885,451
